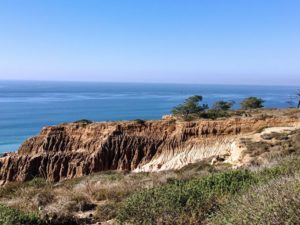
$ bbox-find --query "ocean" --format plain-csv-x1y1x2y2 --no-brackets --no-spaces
0,80,298,152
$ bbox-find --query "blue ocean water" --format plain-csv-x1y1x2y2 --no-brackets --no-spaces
0,80,298,152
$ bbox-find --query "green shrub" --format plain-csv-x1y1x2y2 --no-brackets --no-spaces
201,109,230,119
0,204,42,225
117,157,300,224
117,170,257,224
133,119,145,124
73,119,93,124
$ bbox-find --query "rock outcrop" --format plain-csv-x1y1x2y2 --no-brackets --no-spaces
0,115,300,184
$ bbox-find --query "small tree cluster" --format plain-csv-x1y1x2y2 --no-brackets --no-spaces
171,96,235,120
240,97,264,110
171,95,266,120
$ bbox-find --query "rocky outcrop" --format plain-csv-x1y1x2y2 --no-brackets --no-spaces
0,115,300,183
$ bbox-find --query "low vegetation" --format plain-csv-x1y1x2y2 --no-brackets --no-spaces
2,154,300,224
0,204,42,225
116,156,300,224
133,119,146,124
171,95,267,120
73,119,93,124
210,176,300,225
117,170,257,224
241,129,300,166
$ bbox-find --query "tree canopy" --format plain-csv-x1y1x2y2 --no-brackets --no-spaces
240,97,264,109
212,100,235,111
171,95,208,119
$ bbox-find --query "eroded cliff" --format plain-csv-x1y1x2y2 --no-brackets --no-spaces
0,112,300,183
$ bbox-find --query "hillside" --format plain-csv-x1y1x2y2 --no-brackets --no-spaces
1,108,300,184
0,108,300,224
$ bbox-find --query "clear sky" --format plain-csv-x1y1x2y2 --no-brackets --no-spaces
0,0,299,85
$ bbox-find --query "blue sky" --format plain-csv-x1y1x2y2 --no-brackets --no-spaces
0,0,299,85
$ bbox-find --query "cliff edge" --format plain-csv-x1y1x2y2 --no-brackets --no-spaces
0,109,299,183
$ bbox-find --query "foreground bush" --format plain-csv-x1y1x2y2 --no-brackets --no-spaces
0,204,42,225
117,157,300,224
117,170,257,224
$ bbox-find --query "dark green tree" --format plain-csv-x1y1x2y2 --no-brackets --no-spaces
171,95,208,119
240,97,264,109
212,100,235,111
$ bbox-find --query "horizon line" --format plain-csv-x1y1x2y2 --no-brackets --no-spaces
0,79,300,88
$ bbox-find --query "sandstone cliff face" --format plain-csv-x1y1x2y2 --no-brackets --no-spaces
0,116,299,183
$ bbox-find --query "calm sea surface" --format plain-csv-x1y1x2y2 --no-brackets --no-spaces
0,80,298,152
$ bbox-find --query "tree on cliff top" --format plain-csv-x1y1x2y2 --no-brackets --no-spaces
240,97,264,109
212,100,235,111
171,95,208,119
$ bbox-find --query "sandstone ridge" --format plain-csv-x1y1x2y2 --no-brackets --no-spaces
0,112,299,183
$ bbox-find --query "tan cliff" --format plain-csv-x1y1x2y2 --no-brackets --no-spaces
0,110,299,184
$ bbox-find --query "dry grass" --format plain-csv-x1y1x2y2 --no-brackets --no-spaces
0,157,231,224
240,129,300,167
209,175,300,225
0,167,204,223
94,202,119,221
